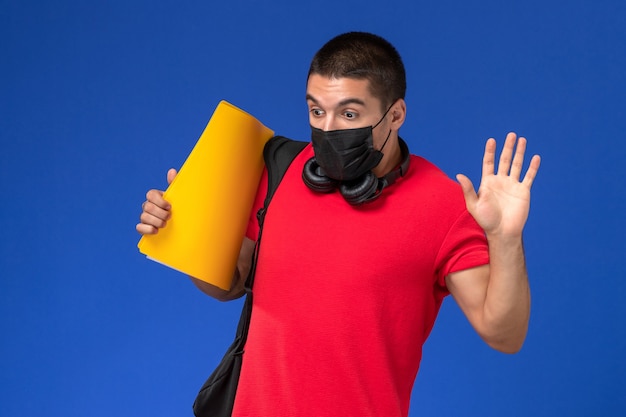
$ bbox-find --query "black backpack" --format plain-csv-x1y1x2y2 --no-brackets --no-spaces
192,136,307,417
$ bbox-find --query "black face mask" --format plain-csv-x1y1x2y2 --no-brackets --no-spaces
310,105,393,181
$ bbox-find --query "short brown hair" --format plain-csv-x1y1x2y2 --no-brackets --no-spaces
308,32,407,111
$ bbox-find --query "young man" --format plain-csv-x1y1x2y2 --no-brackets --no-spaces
137,32,540,417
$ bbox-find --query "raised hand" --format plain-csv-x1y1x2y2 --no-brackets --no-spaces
456,133,541,238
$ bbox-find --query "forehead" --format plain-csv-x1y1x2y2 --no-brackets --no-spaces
306,74,380,109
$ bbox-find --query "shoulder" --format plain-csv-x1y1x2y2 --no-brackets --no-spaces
408,155,455,182
404,154,466,203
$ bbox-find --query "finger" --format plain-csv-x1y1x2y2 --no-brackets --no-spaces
142,199,171,222
497,132,517,176
456,174,478,211
136,222,158,235
482,138,497,179
509,136,527,181
145,189,171,210
139,210,169,229
167,168,177,185
522,154,541,188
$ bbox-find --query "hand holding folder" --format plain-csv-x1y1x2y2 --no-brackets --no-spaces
138,101,274,290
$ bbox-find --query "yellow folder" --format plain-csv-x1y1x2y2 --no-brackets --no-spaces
138,100,274,290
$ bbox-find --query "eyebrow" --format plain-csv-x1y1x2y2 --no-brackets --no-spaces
305,94,366,108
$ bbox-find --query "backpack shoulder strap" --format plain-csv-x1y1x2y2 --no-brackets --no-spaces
261,136,308,209
246,136,307,290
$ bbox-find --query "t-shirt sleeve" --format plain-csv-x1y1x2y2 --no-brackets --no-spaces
434,209,489,288
245,167,269,241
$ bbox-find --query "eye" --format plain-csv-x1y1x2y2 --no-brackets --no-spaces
343,111,357,119
310,108,324,117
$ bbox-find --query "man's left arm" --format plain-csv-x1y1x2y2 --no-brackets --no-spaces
446,132,541,353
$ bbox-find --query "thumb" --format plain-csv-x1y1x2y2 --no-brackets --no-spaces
456,174,477,209
167,168,177,185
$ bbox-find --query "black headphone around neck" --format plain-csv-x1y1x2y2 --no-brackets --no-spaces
302,138,410,205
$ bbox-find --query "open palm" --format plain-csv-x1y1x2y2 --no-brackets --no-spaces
457,133,541,237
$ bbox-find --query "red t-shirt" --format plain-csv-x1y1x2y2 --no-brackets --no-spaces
233,144,488,417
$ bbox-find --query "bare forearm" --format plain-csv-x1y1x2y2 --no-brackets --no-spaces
482,234,531,353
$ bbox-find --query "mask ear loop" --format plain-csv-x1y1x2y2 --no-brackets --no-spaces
371,100,398,153
378,129,392,153
372,100,396,129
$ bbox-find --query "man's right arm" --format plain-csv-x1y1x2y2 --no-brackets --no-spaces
136,168,253,301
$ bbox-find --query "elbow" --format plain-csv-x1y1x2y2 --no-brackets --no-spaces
213,288,246,302
480,326,528,354
485,337,525,354
478,308,530,354
189,276,244,301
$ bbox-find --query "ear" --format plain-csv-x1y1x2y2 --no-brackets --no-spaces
389,98,406,131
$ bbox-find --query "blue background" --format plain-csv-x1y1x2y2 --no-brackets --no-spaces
2,0,625,416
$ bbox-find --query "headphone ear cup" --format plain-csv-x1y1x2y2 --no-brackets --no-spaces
339,172,379,205
302,157,337,193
